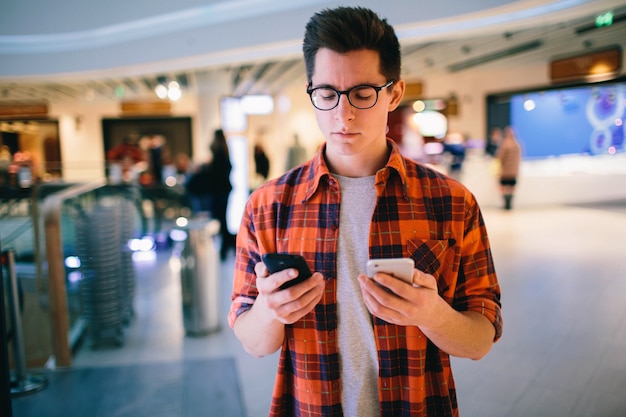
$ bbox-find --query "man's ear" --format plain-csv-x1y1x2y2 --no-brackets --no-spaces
388,79,406,112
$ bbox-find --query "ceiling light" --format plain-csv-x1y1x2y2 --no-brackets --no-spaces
240,95,274,115
168,86,182,101
154,84,168,99
154,80,183,101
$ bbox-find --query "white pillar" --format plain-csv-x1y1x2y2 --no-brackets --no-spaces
194,68,233,162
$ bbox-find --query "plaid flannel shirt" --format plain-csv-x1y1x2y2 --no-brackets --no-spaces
229,139,502,416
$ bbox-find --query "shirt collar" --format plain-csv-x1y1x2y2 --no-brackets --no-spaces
303,139,409,202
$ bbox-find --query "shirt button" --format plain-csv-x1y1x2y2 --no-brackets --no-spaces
331,224,337,231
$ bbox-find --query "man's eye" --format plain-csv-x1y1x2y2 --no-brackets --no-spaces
319,90,337,100
351,88,374,101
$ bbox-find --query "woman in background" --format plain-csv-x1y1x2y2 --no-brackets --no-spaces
496,126,522,210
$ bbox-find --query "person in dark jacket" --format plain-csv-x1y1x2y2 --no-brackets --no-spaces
208,129,235,260
254,143,270,180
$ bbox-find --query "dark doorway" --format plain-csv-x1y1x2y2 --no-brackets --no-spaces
0,119,62,182
486,95,511,135
102,116,193,183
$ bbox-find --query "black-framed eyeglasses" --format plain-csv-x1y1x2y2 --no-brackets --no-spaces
306,80,394,111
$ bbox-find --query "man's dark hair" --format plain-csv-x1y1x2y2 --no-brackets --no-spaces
302,6,401,83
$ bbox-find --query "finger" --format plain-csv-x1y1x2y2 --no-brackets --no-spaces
359,280,400,322
276,275,325,323
254,263,293,295
411,269,437,290
364,270,407,296
281,271,323,294
359,274,396,307
255,261,269,278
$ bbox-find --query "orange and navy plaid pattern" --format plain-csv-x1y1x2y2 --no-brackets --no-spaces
229,140,502,416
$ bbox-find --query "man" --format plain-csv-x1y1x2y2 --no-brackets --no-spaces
229,6,502,416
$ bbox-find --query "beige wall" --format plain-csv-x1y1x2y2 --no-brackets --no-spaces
421,62,550,138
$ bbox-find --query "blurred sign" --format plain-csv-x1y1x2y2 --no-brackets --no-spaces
403,81,423,101
0,102,48,118
121,101,171,115
550,47,621,83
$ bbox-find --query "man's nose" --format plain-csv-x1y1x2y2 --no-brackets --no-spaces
335,94,355,118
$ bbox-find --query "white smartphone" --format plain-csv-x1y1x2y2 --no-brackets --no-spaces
366,258,415,284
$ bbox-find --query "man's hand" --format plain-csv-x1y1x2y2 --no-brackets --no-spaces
357,268,496,359
233,262,325,357
255,261,325,325
357,268,439,327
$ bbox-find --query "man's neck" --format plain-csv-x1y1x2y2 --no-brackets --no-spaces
325,144,390,178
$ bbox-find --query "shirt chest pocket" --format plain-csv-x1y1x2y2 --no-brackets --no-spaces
406,238,458,301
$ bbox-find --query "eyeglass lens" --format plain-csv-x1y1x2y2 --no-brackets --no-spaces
311,85,380,110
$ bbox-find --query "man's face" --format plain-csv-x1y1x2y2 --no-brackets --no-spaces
310,48,403,173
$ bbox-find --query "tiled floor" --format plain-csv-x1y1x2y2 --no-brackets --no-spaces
69,243,280,417
452,200,626,417
11,171,626,416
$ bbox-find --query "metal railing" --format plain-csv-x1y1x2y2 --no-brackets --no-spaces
2,179,186,368
41,180,107,367
2,250,47,396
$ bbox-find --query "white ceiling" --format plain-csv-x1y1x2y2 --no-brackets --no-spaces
1,0,625,103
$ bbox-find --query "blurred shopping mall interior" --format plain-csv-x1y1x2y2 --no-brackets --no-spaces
2,1,626,416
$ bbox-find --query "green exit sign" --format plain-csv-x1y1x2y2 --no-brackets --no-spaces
596,11,614,27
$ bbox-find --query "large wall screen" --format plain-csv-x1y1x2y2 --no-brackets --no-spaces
510,82,625,159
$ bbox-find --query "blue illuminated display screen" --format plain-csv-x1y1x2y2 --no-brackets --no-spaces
510,82,626,159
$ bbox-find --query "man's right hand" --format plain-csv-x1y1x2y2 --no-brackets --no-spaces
233,262,325,357
254,261,325,325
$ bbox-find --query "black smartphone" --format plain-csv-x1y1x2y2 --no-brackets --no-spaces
262,253,313,290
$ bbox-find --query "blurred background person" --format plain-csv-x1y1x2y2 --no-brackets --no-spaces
186,155,212,214
0,144,12,164
285,133,307,171
208,129,235,260
106,135,145,183
138,134,170,186
173,152,193,186
252,142,270,190
442,131,466,181
186,129,234,259
485,126,502,157
172,152,194,208
496,125,522,210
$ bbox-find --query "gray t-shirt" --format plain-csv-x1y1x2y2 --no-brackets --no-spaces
335,174,380,416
